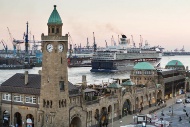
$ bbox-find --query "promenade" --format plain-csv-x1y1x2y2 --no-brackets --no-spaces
108,94,186,127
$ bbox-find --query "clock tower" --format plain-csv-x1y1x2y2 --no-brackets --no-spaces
37,5,69,127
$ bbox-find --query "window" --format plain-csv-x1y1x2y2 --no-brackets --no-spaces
56,28,59,33
52,28,54,33
2,93,11,101
144,71,152,75
59,81,64,91
14,95,23,102
25,96,37,104
135,71,142,75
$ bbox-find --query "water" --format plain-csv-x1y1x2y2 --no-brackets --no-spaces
0,56,190,85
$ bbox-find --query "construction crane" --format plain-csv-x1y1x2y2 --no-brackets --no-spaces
1,40,8,53
7,27,17,55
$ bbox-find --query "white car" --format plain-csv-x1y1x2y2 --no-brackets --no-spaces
176,99,183,104
185,98,190,103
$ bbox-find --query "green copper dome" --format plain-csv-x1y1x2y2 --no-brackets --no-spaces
107,82,122,89
133,62,155,70
121,79,135,86
166,60,183,66
48,5,62,25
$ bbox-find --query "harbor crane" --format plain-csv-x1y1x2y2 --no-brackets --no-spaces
1,40,8,53
7,27,16,55
7,27,24,56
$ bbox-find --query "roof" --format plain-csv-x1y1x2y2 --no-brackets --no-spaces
163,75,185,83
0,73,79,96
68,82,78,91
48,5,62,25
166,60,184,66
121,80,135,86
83,88,97,93
0,73,40,95
157,69,178,75
107,82,122,89
133,62,155,70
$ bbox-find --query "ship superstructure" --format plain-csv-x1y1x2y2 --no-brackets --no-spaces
91,35,162,72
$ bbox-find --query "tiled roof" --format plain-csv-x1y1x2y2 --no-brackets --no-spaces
163,75,185,83
84,88,97,93
68,82,78,91
0,73,41,95
0,73,79,96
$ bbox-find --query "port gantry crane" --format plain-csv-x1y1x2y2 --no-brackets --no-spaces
7,27,24,57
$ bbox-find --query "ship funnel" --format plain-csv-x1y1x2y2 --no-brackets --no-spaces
122,35,127,38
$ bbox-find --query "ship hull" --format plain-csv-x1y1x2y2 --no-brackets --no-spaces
90,58,161,72
67,57,91,67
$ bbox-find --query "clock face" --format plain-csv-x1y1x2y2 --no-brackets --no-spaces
58,44,64,52
46,44,53,52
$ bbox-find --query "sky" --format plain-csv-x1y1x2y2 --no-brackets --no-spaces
0,0,190,51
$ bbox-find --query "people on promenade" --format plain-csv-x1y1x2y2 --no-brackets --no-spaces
186,112,189,117
179,116,182,122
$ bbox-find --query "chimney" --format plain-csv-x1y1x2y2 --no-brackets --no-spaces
38,70,42,75
82,75,87,89
25,71,28,85
186,66,188,71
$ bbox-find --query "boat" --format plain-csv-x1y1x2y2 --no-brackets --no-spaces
67,40,94,67
67,55,92,67
0,57,33,69
90,35,162,72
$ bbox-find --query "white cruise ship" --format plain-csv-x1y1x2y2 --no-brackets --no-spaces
90,35,162,72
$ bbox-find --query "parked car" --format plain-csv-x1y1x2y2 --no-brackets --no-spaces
185,98,190,103
176,99,183,104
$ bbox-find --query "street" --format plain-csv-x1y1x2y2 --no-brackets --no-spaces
108,95,190,127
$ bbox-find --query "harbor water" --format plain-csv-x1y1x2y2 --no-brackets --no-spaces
0,56,190,85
